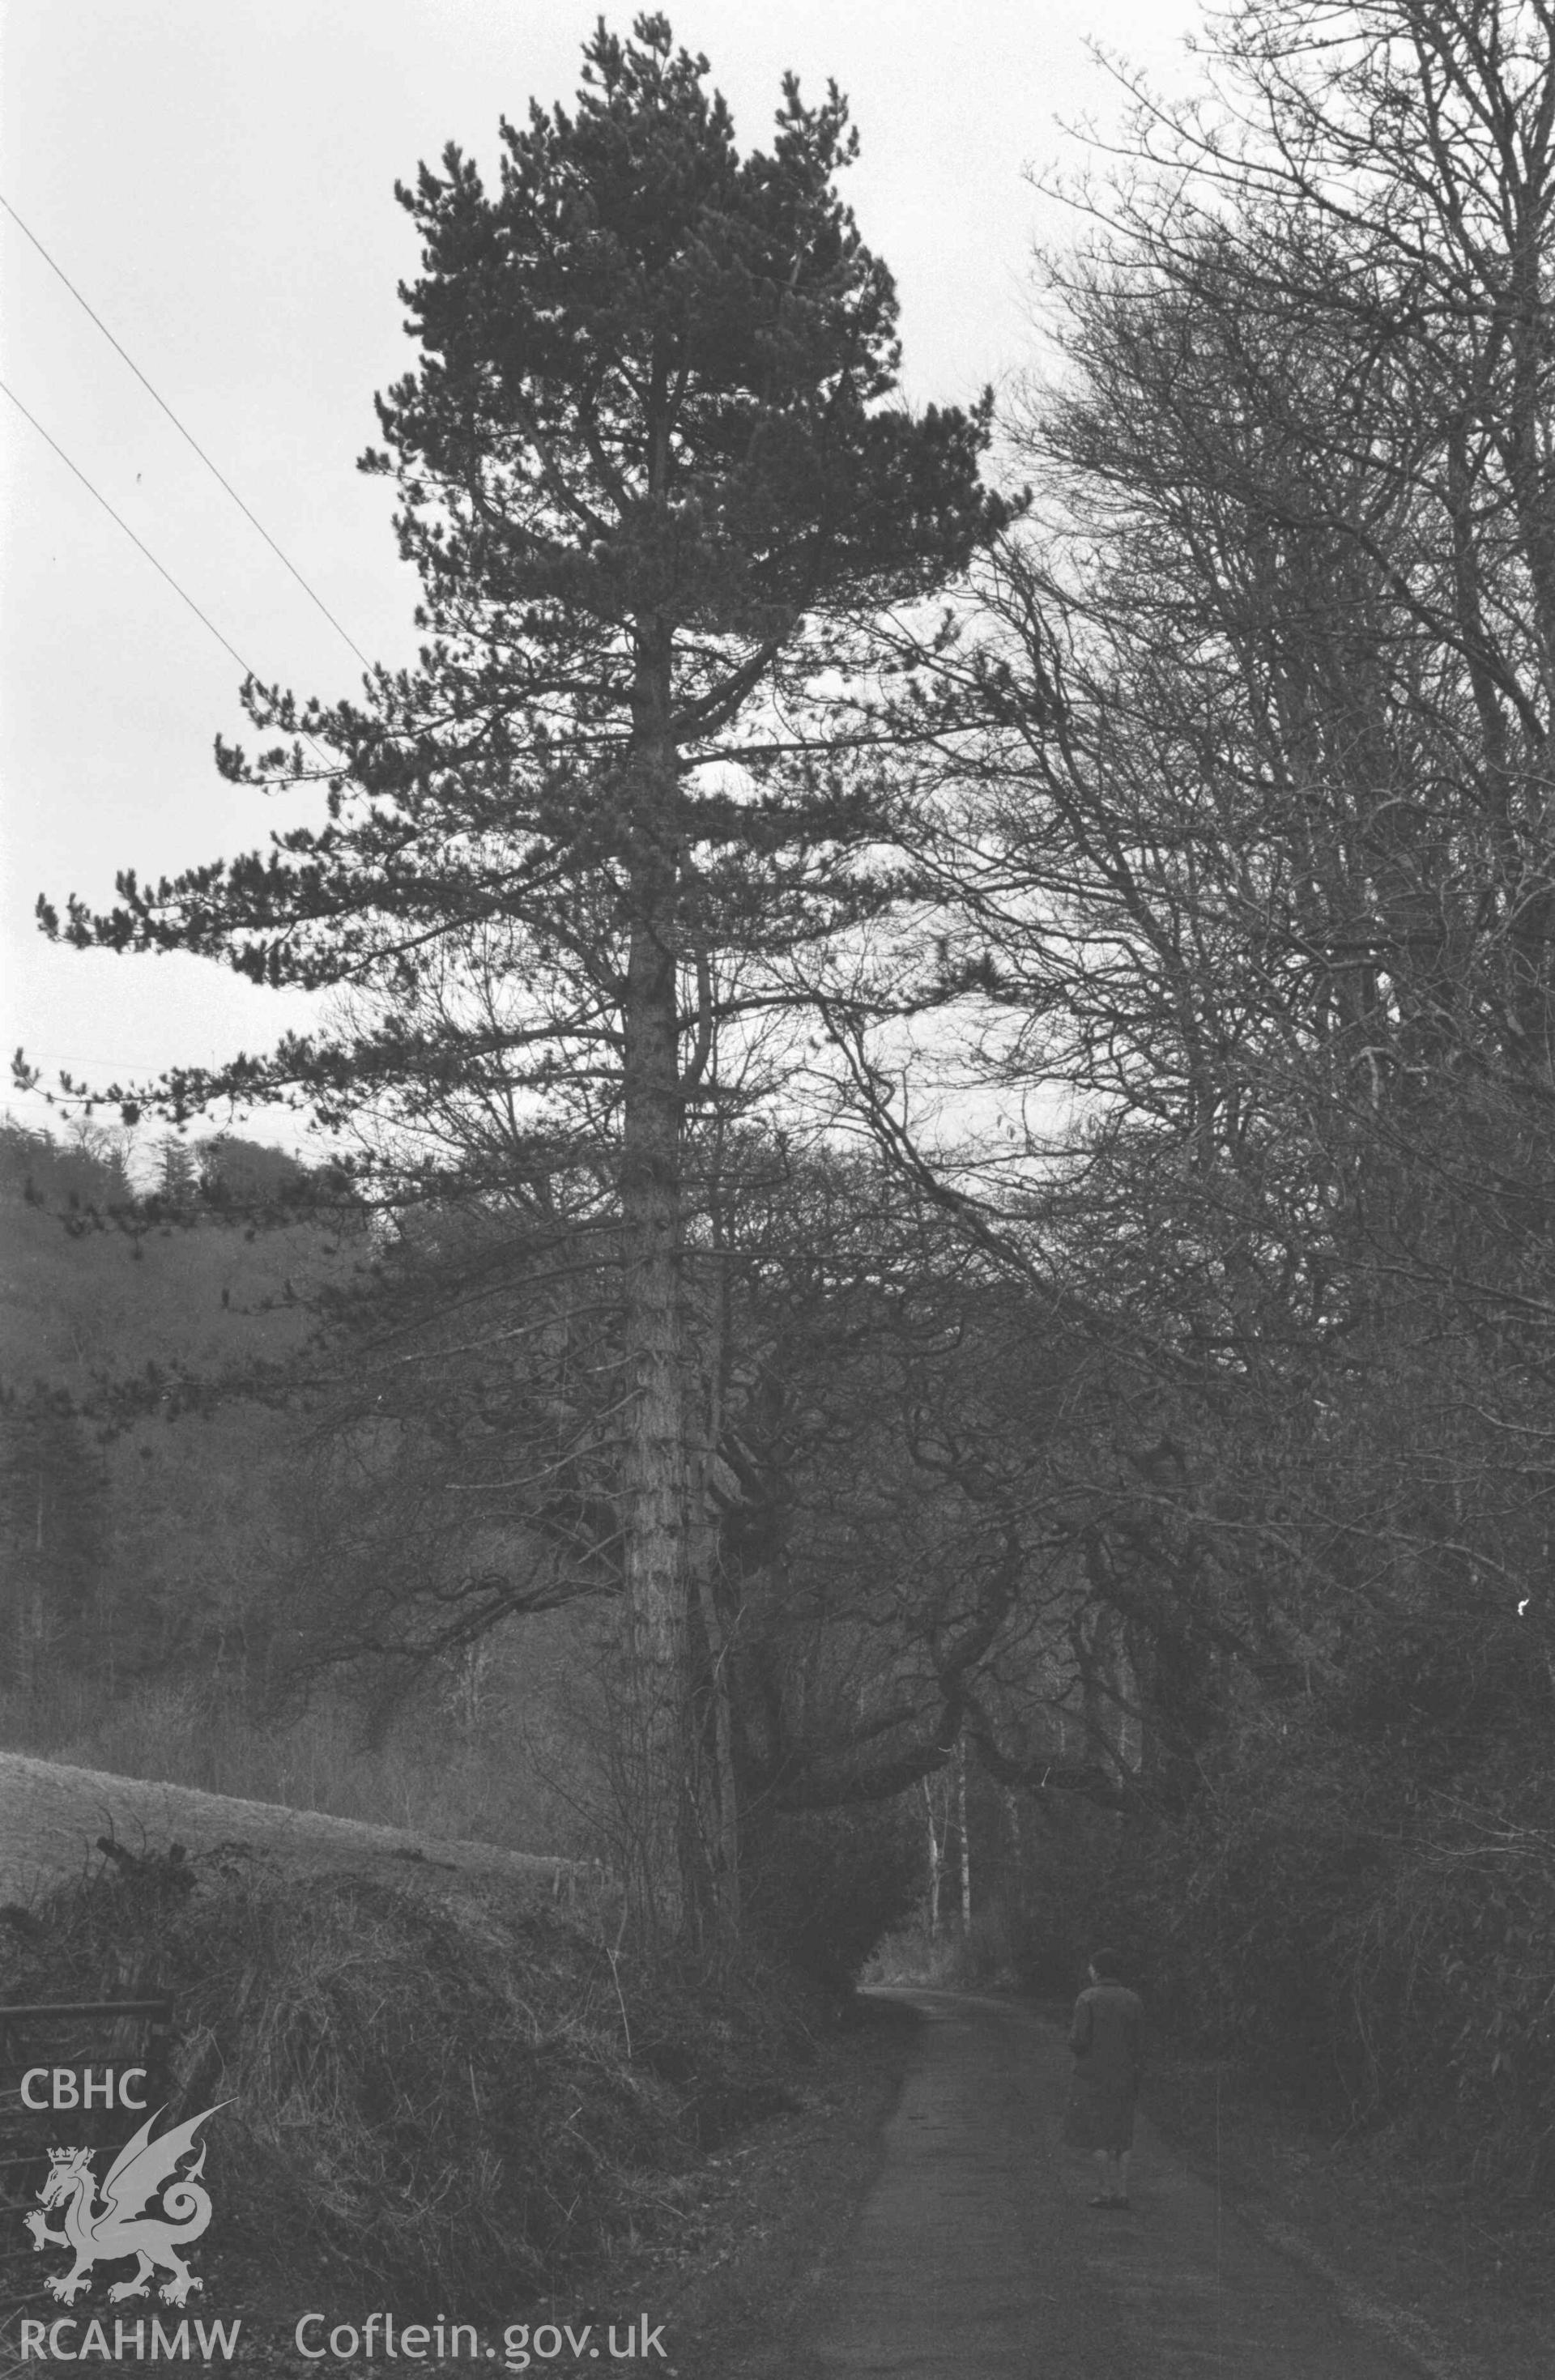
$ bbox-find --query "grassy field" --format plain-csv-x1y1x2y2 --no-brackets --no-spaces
0,1748,573,1906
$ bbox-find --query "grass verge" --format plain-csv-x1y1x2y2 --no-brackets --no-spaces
559,1997,919,2380
1141,2034,1555,2380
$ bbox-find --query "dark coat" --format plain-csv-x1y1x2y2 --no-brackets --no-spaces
1060,1981,1144,2151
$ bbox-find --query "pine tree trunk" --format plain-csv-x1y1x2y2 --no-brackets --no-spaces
617,613,711,1939
619,831,690,1935
689,1496,740,1937
687,1264,740,1945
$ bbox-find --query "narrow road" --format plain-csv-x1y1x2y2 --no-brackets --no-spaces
790,1990,1436,2380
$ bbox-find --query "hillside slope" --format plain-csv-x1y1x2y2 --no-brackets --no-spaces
0,1126,360,1689
0,1748,572,1903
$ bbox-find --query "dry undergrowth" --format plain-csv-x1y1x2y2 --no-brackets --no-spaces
0,1845,811,2330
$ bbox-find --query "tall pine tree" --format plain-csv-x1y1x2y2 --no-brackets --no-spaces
31,15,1012,1931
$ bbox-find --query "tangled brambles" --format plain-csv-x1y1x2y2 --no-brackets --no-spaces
1,1846,799,2318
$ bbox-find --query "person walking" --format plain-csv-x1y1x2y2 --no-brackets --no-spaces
1062,1948,1144,2208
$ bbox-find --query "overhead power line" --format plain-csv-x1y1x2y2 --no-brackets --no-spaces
2,377,264,682
3,381,340,785
0,191,373,669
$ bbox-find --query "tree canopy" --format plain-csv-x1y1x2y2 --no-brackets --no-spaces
36,12,1011,1152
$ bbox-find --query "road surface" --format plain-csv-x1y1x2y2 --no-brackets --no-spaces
790,1990,1446,2380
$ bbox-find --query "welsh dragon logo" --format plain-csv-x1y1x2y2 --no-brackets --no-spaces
25,2103,227,2306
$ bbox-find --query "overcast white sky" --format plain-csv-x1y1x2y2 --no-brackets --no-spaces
0,0,1204,1148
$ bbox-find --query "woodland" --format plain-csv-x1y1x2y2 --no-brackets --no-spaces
6,0,1555,2219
